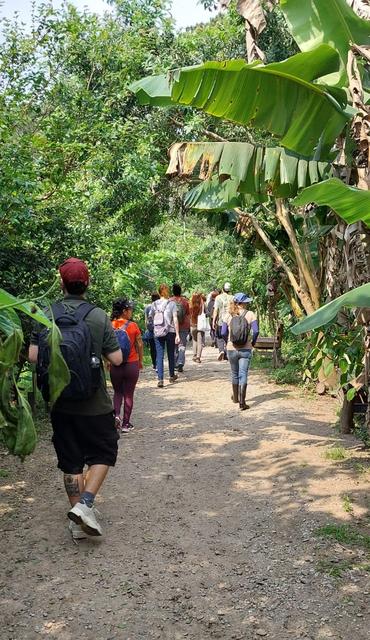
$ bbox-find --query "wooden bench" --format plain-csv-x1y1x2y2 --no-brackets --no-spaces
254,323,284,368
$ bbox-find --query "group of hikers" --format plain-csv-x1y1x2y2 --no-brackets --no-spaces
28,258,259,540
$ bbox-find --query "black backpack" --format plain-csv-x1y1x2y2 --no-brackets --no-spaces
229,311,249,346
36,302,100,402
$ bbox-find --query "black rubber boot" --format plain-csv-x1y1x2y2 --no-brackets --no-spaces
231,384,239,403
239,384,249,410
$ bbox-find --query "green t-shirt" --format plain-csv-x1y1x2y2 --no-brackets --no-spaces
214,292,233,326
31,295,119,416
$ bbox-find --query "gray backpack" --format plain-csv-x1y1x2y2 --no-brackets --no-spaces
153,300,169,338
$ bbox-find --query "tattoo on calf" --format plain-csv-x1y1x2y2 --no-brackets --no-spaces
64,475,80,497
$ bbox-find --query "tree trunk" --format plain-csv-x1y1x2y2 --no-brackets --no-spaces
340,396,354,433
235,207,317,315
275,199,321,310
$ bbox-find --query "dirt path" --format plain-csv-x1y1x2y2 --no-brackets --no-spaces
1,347,369,640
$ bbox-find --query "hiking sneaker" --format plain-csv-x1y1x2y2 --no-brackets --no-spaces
68,502,102,536
68,520,87,540
169,375,178,383
157,380,164,388
120,424,131,434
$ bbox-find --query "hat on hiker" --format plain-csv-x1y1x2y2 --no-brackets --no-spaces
59,257,89,285
223,282,231,292
234,292,252,304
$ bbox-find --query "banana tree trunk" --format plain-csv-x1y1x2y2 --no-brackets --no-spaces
235,207,316,315
275,199,321,310
365,323,370,435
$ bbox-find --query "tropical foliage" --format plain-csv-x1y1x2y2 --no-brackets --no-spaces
2,0,370,455
0,289,69,458
294,179,370,227
130,0,370,430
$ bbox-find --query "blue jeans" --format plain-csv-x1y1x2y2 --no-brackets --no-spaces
155,332,176,380
227,349,252,385
176,329,189,367
216,325,227,355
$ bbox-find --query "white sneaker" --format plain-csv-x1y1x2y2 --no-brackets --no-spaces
68,520,87,540
68,502,102,536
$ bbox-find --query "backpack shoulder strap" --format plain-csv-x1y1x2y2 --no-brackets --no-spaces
51,300,95,322
74,302,95,320
69,302,96,322
51,301,66,322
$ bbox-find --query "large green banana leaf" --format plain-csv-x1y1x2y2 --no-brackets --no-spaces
280,0,370,86
294,178,370,227
168,142,331,198
291,282,370,334
0,288,52,328
130,45,349,159
183,176,262,210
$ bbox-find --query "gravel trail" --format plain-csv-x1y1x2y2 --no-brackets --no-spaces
1,347,369,639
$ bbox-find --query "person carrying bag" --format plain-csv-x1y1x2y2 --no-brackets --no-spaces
226,292,259,410
149,284,180,388
190,293,206,363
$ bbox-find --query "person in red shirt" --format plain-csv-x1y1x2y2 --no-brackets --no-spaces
170,283,190,373
110,298,143,433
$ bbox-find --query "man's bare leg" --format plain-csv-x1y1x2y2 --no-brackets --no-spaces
67,465,109,536
84,464,109,496
64,474,84,507
64,465,108,506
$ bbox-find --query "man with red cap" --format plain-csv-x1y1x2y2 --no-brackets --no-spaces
29,258,123,539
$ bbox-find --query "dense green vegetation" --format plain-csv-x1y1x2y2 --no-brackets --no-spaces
1,0,370,456
0,0,276,307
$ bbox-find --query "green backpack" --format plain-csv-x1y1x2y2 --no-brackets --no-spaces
174,300,186,323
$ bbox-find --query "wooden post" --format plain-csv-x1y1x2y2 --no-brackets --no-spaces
340,396,354,433
273,323,284,368
365,323,370,435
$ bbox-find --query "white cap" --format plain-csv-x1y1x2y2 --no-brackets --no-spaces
223,282,231,292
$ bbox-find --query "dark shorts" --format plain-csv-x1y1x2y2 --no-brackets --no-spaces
51,411,119,474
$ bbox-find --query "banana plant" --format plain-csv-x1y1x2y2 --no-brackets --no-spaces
291,282,370,333
131,0,370,320
294,178,370,227
130,0,370,221
131,45,348,159
291,282,370,406
167,141,331,199
0,287,70,459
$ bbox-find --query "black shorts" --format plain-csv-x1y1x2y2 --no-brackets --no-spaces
51,411,119,474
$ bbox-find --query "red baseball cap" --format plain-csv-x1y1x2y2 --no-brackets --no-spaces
59,258,89,285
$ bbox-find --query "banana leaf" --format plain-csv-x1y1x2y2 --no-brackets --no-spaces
294,178,370,227
130,45,348,159
47,321,71,407
0,309,22,336
291,282,370,334
13,384,37,458
183,176,262,210
0,330,23,368
280,0,370,86
168,141,331,198
0,288,52,328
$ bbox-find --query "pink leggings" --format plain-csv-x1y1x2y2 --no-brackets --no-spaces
110,361,140,426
